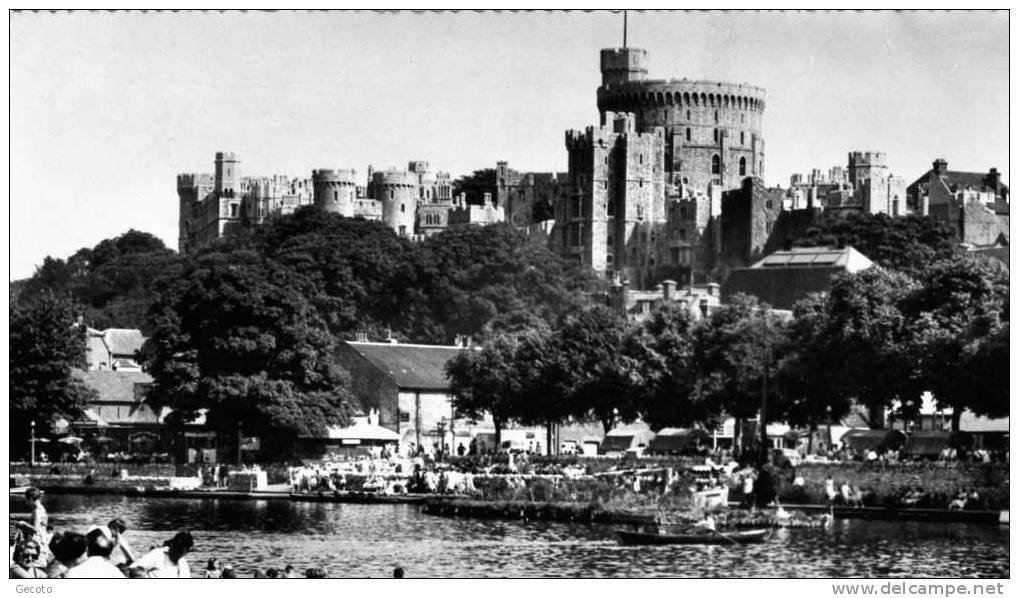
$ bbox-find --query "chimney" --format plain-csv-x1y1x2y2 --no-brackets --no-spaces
932,159,948,177
988,168,1001,194
662,279,676,301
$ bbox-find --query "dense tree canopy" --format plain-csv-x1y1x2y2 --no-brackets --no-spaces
18,229,182,329
793,212,961,276
451,168,497,205
142,249,356,455
905,254,1009,429
10,292,96,455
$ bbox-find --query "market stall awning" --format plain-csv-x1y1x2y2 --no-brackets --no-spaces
648,428,709,453
600,435,634,452
902,431,954,457
316,421,400,442
842,429,906,452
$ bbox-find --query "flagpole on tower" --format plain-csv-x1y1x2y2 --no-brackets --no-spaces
623,10,628,48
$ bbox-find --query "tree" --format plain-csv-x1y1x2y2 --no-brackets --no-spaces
792,212,961,277
451,168,497,205
10,292,96,456
774,294,852,452
142,249,355,459
243,207,423,339
556,305,642,434
19,229,183,329
824,267,922,428
445,335,522,448
906,254,1009,430
509,329,574,455
629,304,708,431
412,223,599,342
690,294,788,458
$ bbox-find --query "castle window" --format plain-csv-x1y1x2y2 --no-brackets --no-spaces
711,155,721,175
686,110,691,120
607,199,616,217
639,154,643,164
682,177,689,185
607,254,615,265
741,131,745,145
713,129,719,143
685,128,691,142
399,225,407,237
390,190,394,199
679,228,687,241
401,204,406,213
714,111,719,123
334,191,338,202
230,204,238,217
739,157,747,176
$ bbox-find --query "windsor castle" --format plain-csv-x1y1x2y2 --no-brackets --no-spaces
177,46,1008,288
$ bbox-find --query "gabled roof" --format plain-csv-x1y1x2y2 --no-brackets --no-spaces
723,246,874,311
907,169,1009,196
86,327,146,359
75,369,152,404
753,246,873,271
343,342,465,390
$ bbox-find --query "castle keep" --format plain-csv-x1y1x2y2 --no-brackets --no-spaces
552,47,776,287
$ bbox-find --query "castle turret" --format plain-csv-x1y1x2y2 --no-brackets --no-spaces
214,151,239,198
600,47,649,86
312,168,359,216
372,169,419,237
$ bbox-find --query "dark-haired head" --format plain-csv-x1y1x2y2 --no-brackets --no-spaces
265,568,279,578
221,567,237,579
108,518,128,535
305,567,327,578
50,531,88,566
163,531,194,562
393,566,405,579
86,527,115,559
24,487,43,503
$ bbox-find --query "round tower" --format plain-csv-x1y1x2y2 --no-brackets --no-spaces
312,169,359,215
596,53,766,191
372,170,419,236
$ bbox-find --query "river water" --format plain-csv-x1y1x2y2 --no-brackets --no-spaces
11,494,1009,578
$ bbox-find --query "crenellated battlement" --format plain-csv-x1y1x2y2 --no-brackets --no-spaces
312,168,359,184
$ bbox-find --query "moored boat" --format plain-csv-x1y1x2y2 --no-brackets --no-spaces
617,528,769,546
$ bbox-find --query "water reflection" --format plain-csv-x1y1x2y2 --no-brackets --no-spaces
11,495,1009,578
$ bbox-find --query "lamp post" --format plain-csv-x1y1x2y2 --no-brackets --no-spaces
436,418,447,461
30,421,36,467
236,420,243,466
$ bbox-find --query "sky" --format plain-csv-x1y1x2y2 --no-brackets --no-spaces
9,10,1009,280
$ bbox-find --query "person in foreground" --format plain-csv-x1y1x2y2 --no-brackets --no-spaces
128,531,193,578
66,526,125,578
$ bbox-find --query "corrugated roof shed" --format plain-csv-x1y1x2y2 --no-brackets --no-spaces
344,342,465,390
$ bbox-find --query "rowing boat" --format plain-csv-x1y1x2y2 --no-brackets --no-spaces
616,528,769,545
